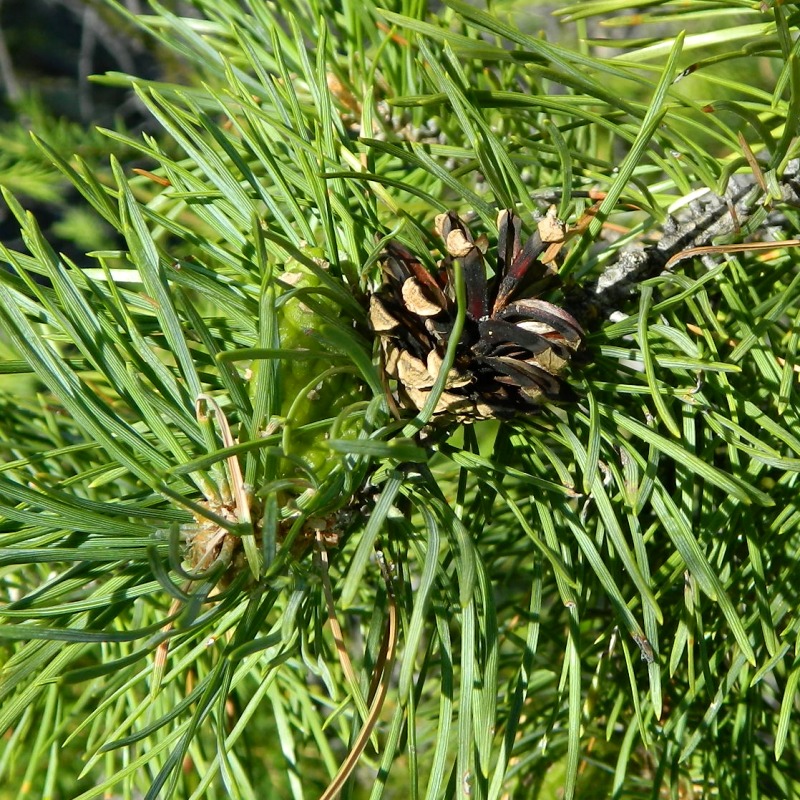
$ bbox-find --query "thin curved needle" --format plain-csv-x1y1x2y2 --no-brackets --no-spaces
319,551,399,800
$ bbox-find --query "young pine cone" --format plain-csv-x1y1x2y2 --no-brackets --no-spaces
368,208,585,420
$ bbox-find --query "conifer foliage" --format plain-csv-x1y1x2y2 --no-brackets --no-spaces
1,2,799,798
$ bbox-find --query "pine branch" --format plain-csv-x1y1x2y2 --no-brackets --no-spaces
566,159,800,325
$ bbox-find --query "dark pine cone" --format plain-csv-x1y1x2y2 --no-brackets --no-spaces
368,208,585,420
